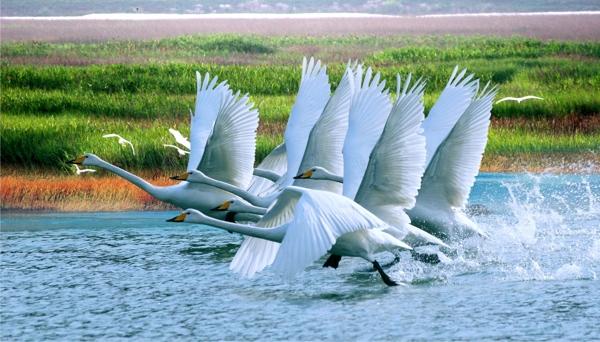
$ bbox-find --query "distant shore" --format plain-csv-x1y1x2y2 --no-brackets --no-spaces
3,12,600,42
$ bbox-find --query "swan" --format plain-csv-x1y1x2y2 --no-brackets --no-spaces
496,95,543,104
68,73,260,220
407,81,498,240
168,186,411,286
295,72,448,254
102,133,135,155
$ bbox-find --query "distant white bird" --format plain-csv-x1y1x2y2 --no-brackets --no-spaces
102,134,135,155
496,95,543,104
168,128,191,150
164,144,190,156
74,164,97,175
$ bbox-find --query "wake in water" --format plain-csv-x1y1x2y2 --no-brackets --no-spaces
390,172,600,285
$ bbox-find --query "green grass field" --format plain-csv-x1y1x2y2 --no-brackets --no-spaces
1,35,599,174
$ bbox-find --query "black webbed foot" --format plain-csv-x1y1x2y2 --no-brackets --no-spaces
323,254,342,269
372,260,399,286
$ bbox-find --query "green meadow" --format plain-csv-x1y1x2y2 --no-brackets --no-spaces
1,35,599,174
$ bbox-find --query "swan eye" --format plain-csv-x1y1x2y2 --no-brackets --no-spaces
230,200,234,203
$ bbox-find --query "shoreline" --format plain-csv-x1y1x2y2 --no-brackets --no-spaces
3,12,600,42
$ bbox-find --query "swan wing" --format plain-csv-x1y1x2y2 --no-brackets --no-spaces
188,72,229,171
198,90,259,189
418,83,498,209
342,67,392,200
168,128,191,150
294,61,357,193
354,74,427,211
270,186,388,281
246,142,288,196
229,186,302,278
283,57,331,186
421,66,478,168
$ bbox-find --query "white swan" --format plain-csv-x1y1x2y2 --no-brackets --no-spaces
68,73,260,220
102,133,135,155
73,164,97,175
407,81,498,240
295,72,448,252
168,186,411,286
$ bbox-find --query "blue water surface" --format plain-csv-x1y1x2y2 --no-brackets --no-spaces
2,173,599,340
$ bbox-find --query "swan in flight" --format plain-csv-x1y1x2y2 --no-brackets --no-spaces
168,127,191,150
295,71,448,255
69,72,260,221
102,134,135,155
163,144,190,156
168,186,411,286
407,80,498,240
73,164,97,175
496,95,543,104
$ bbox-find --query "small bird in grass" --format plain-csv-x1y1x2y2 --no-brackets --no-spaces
496,95,543,104
168,128,191,150
74,164,96,175
102,134,135,155
164,144,190,156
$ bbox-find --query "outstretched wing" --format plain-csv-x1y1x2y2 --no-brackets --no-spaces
354,74,427,212
342,67,392,200
421,66,478,168
283,57,331,186
270,187,388,281
246,142,288,196
294,60,357,194
198,90,259,189
169,128,191,150
417,83,498,209
229,186,302,278
188,72,229,171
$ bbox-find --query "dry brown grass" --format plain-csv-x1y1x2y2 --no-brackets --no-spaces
491,114,600,134
3,14,600,43
480,152,600,173
0,174,178,211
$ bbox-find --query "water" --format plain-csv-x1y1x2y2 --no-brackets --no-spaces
2,173,599,340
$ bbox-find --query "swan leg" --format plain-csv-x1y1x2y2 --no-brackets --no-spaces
323,254,342,269
372,260,399,286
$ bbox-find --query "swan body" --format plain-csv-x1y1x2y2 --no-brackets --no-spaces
70,72,260,221
407,81,499,240
102,133,135,155
169,186,410,286
496,95,543,104
296,73,447,249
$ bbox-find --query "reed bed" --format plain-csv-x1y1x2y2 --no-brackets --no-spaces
0,175,177,211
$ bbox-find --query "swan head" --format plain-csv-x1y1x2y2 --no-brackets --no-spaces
211,198,267,215
66,153,103,167
294,166,333,181
166,209,205,223
170,169,207,182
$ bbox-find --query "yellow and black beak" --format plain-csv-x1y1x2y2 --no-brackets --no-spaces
66,155,86,165
211,200,231,211
166,212,187,222
294,169,314,179
170,171,190,180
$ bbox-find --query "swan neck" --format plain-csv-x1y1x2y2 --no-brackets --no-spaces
199,216,287,242
199,175,272,208
94,159,163,198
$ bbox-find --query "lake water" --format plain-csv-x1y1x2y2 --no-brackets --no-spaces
2,173,599,340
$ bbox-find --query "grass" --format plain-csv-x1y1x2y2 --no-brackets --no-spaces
1,34,598,211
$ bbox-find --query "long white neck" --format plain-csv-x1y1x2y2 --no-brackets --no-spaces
92,159,171,201
252,168,281,183
194,175,278,208
193,215,288,242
